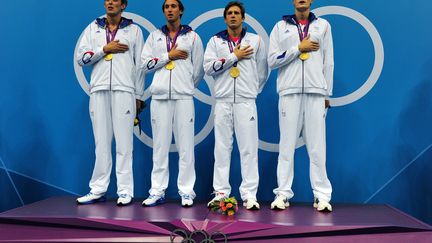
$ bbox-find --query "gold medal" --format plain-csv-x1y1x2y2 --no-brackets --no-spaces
165,61,175,70
104,53,113,61
230,67,240,78
299,52,310,61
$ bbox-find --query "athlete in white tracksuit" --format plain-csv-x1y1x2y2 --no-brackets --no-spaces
140,9,204,204
268,4,333,210
76,5,145,205
204,1,268,208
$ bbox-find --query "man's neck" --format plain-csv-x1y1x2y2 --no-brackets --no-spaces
295,9,310,21
227,26,243,38
167,20,181,33
106,14,121,30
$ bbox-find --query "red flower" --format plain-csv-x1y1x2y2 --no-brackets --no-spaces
226,203,233,208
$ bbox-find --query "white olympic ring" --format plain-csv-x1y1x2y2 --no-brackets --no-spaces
314,6,384,107
74,6,384,153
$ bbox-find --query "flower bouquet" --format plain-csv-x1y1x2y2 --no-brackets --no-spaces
208,197,238,216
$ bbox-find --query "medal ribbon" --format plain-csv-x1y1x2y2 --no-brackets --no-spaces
166,27,182,52
105,22,119,44
295,19,310,41
227,35,243,67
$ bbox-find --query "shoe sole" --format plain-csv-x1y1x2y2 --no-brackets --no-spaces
313,203,332,212
76,196,106,205
271,202,289,210
271,206,286,210
117,200,132,206
182,204,193,208
243,203,260,210
142,198,165,207
316,206,332,212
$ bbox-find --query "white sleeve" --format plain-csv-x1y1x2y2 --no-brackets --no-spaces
203,36,238,76
322,22,334,97
256,36,269,93
76,23,106,66
268,22,300,70
191,33,205,87
140,31,170,74
133,26,145,101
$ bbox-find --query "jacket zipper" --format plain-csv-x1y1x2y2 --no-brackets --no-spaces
233,78,236,103
301,60,304,94
110,59,113,91
169,70,172,100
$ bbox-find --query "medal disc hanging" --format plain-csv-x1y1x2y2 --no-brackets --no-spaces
165,61,175,70
299,52,310,61
230,67,240,78
104,53,113,61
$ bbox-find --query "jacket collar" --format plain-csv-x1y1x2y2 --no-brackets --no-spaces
96,17,133,29
160,25,192,36
282,12,317,25
215,28,247,42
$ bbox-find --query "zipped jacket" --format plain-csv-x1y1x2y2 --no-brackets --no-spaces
268,13,334,97
203,29,269,103
140,25,204,100
76,17,145,100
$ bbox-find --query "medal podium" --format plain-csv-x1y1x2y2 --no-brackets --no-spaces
0,196,431,242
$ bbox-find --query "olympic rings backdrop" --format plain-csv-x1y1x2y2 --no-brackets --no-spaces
1,0,431,224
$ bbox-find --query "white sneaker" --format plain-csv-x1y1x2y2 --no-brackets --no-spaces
313,198,333,212
142,195,165,207
207,192,227,207
76,192,106,205
181,194,194,207
271,195,289,210
117,194,132,206
243,198,260,210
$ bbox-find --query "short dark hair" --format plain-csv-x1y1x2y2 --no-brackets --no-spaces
162,0,185,18
224,1,245,19
121,0,128,10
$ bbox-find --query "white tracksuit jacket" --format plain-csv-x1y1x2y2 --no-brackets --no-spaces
76,17,145,197
268,13,333,97
77,17,145,99
204,29,268,102
268,13,333,202
203,29,269,201
139,25,204,198
140,25,204,100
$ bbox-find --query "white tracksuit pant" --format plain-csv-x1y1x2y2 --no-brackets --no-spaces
89,90,136,197
274,93,332,202
149,99,196,198
213,101,259,201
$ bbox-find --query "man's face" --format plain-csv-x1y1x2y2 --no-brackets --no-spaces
224,6,244,30
163,0,183,23
293,0,313,12
104,0,125,17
